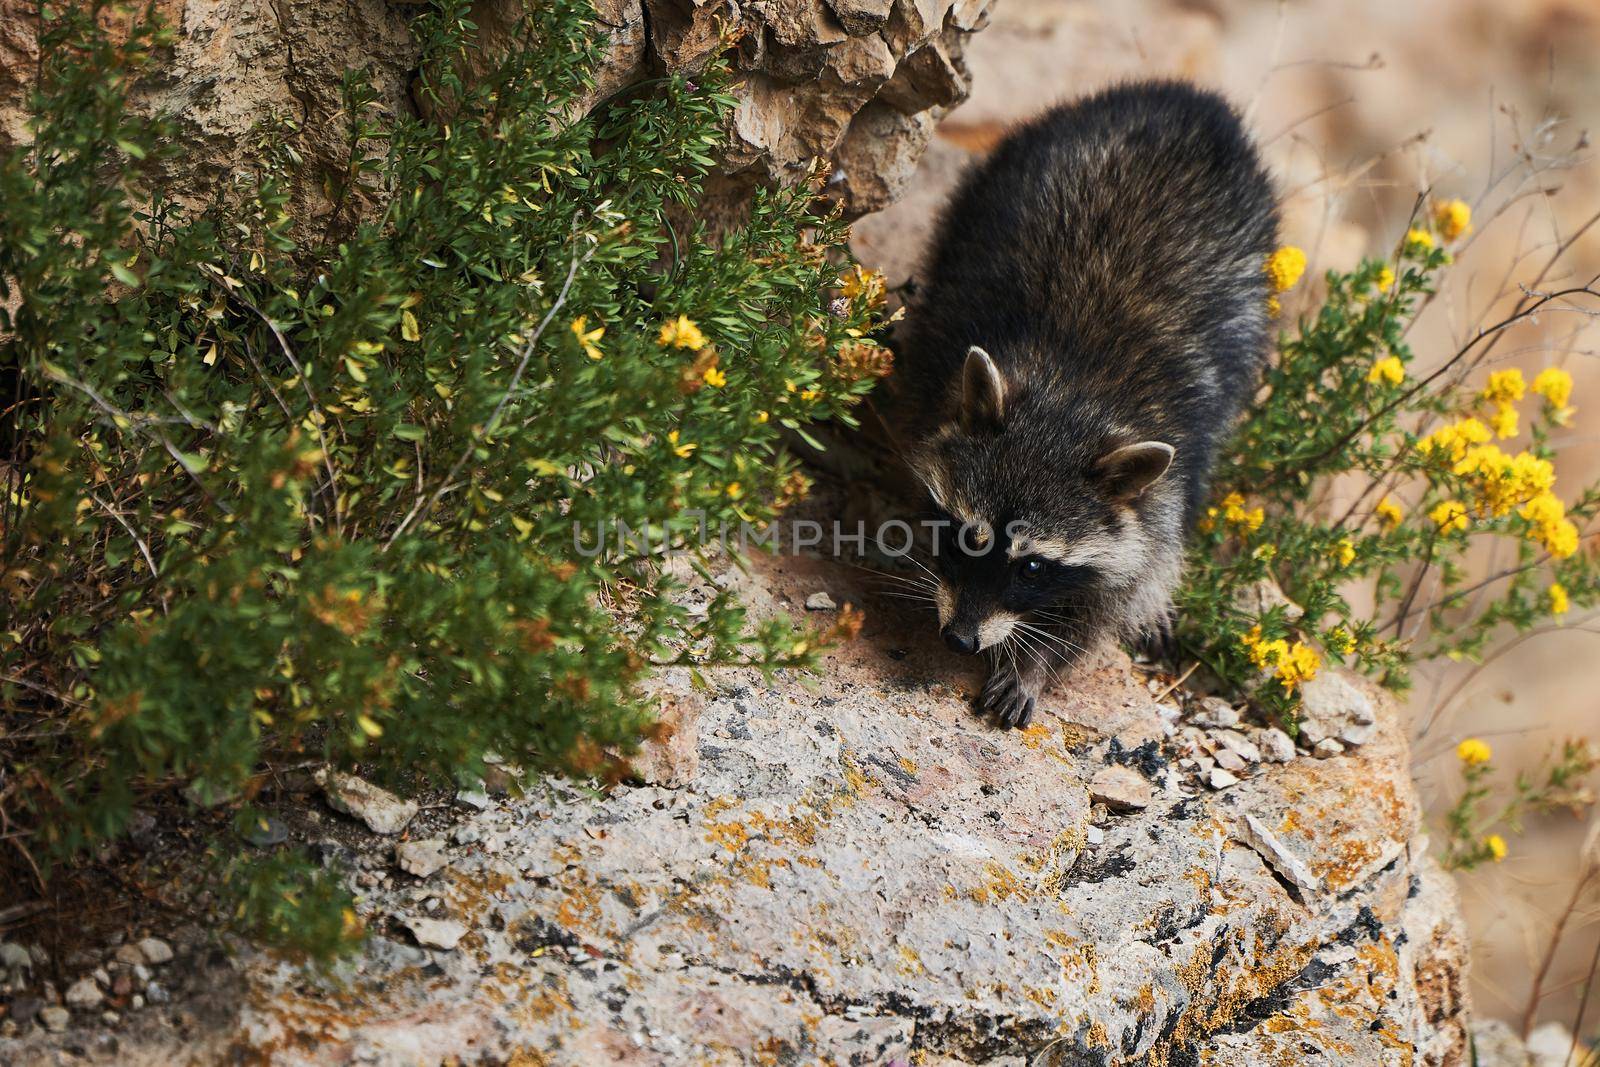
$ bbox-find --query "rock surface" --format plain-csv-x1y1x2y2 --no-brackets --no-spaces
2,550,1471,1064
0,0,992,223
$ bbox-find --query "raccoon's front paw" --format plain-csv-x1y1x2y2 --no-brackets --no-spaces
979,664,1039,730
1135,618,1178,664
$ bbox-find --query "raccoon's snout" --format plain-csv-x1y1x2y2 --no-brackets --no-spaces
942,626,980,655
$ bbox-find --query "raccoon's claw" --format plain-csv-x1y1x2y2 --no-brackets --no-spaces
1136,620,1178,665
980,667,1038,730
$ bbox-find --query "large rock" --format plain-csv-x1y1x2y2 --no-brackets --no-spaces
0,0,991,222
0,549,1471,1064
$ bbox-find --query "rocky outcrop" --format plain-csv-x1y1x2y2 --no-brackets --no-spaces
0,0,990,221
2,548,1470,1065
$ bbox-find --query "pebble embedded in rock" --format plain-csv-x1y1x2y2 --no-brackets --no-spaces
804,591,837,611
40,1005,70,1033
455,789,491,812
1213,749,1247,773
404,917,468,951
65,975,104,1010
315,768,418,835
1212,729,1261,764
1190,697,1239,729
1088,765,1152,812
1313,738,1345,759
1255,727,1296,763
1208,767,1241,790
135,937,174,966
395,839,449,879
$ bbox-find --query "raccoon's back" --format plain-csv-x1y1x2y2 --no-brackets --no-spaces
898,81,1277,430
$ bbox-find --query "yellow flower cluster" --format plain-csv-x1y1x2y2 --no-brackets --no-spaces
1367,356,1405,387
1434,198,1473,241
1533,366,1576,425
1418,417,1491,463
1485,833,1508,862
1264,246,1307,292
1456,737,1492,764
1549,582,1570,616
1376,496,1405,529
1519,491,1579,559
1450,444,1554,517
1430,499,1470,533
839,266,887,309
1201,491,1264,534
1328,627,1358,655
658,314,707,350
1336,537,1356,567
1405,228,1435,250
1374,266,1396,292
1241,625,1322,692
1480,368,1525,440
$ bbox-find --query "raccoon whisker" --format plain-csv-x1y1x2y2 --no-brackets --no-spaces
1015,620,1090,659
875,591,937,605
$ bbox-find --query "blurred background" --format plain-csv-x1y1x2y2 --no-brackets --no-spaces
854,0,1600,1033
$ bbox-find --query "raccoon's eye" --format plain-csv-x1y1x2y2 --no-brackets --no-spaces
1016,557,1047,582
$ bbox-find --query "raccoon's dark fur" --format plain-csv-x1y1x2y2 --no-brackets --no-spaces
889,80,1278,729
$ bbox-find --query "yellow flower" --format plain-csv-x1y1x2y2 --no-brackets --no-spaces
1485,833,1507,862
1240,625,1320,691
658,314,706,350
1543,517,1580,559
1533,366,1575,420
702,366,727,388
1376,496,1404,529
666,430,696,458
1374,265,1396,291
571,315,604,360
1220,491,1264,533
725,481,743,499
1481,368,1526,405
1335,537,1356,567
1367,356,1405,386
1405,228,1435,250
1418,417,1492,463
1456,738,1492,765
800,388,821,402
1549,582,1570,616
1266,294,1281,317
1520,490,1566,528
755,410,770,423
1488,402,1518,440
838,266,887,308
1329,627,1358,655
1430,500,1470,533
1264,246,1307,292
1434,198,1473,241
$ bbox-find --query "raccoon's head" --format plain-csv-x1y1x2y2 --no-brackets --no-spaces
915,346,1177,655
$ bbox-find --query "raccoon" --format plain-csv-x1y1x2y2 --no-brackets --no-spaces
889,80,1278,729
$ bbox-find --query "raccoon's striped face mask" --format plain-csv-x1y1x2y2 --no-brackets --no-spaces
928,514,1096,653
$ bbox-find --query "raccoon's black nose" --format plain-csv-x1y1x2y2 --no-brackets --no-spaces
942,628,979,655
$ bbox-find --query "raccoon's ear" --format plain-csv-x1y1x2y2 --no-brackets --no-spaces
960,346,1006,431
1095,441,1175,502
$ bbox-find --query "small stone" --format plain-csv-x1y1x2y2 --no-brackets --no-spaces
1339,721,1378,747
395,839,448,879
804,591,837,611
101,1010,120,1026
1298,716,1333,746
454,824,482,845
92,966,109,987
40,1005,70,1032
1213,749,1247,773
113,944,146,967
1313,738,1345,759
315,768,418,835
146,982,169,1004
9,996,41,1028
132,963,151,984
131,994,145,1010
112,971,134,998
65,976,104,1010
243,815,289,847
1190,697,1239,729
1084,826,1105,846
1088,765,1152,812
404,917,468,951
455,789,491,812
1207,767,1241,790
1255,727,1296,763
135,937,174,966
1212,729,1262,764
1,941,31,973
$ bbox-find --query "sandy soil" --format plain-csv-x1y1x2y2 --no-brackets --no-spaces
854,0,1600,1034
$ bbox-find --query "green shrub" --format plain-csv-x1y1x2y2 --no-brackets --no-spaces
0,0,885,955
